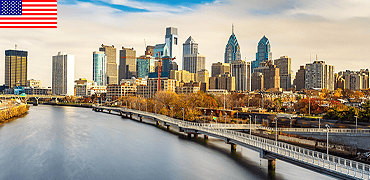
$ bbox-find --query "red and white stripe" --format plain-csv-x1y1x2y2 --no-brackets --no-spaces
0,0,57,28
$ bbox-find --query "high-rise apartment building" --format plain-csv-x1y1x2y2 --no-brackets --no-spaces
305,61,334,91
169,70,196,83
93,51,107,86
136,55,155,78
165,27,179,59
183,36,198,65
274,56,292,90
99,44,117,85
334,73,345,90
251,36,272,73
211,62,231,77
5,49,28,88
52,52,74,95
294,66,306,91
196,69,209,89
336,69,370,90
231,60,247,92
119,47,136,81
224,25,241,63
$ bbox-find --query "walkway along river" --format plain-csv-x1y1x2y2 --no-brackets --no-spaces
0,105,334,180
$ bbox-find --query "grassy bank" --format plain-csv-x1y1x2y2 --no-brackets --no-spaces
0,104,29,123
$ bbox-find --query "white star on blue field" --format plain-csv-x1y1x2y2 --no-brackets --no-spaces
59,0,218,13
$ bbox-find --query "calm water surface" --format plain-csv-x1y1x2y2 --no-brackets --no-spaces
0,105,335,180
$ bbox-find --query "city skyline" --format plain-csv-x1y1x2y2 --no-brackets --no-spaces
0,0,370,86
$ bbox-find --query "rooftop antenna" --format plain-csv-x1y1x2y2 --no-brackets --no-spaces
232,23,234,34
15,44,17,50
310,54,311,63
316,54,318,61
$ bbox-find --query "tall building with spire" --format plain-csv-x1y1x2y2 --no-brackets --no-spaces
251,36,272,73
224,24,241,64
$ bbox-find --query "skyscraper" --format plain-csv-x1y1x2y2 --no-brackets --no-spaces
165,27,179,59
294,66,306,91
99,44,118,85
224,25,241,64
93,51,107,86
182,36,205,73
5,49,28,88
52,52,74,95
274,56,292,90
305,61,334,91
153,43,169,58
136,55,155,78
251,36,272,73
231,60,247,92
119,47,136,81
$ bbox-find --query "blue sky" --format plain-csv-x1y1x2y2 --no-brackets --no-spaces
59,0,217,13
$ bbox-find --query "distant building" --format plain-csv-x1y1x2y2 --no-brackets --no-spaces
27,79,41,88
209,72,235,91
52,52,74,95
231,60,247,92
224,25,241,63
25,87,51,95
196,69,209,91
251,36,272,73
211,62,230,77
120,78,147,86
5,49,28,88
246,62,251,91
145,45,155,56
305,61,334,91
169,61,178,71
294,66,306,91
334,73,345,90
169,70,196,84
119,47,136,81
336,69,370,90
153,43,169,58
89,85,107,96
274,56,292,90
253,60,280,90
75,78,94,97
106,83,137,101
176,81,201,94
251,72,263,91
137,78,176,98
99,44,118,85
93,51,107,86
136,55,155,78
165,27,179,59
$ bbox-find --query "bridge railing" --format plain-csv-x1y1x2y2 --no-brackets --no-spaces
181,121,370,179
102,106,370,179
261,126,370,134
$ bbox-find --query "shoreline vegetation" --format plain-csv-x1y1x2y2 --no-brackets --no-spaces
0,102,29,124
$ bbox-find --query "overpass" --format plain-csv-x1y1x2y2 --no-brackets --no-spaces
93,106,370,180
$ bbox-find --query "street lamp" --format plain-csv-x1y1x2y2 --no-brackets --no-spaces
171,106,173,118
139,103,141,111
224,112,227,125
224,93,226,110
250,115,252,136
236,112,238,124
325,124,330,159
146,103,147,112
354,116,358,133
204,109,206,123
274,117,278,145
318,117,321,130
249,115,251,126
289,117,292,129
254,115,257,128
154,104,157,114
130,102,131,109
182,108,185,122
211,110,214,124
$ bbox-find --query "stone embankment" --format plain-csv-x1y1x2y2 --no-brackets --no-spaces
0,100,29,123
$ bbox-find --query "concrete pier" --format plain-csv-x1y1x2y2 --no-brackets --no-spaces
194,133,198,138
230,143,236,152
166,125,171,131
204,135,208,139
140,116,143,122
268,159,276,171
156,121,159,126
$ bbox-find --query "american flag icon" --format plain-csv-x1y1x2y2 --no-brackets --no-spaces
0,0,57,28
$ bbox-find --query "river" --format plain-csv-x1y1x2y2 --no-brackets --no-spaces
0,105,335,180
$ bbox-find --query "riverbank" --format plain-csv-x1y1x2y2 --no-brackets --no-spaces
0,103,29,123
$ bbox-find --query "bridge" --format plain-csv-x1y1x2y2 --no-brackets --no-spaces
0,94,65,105
93,106,370,180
